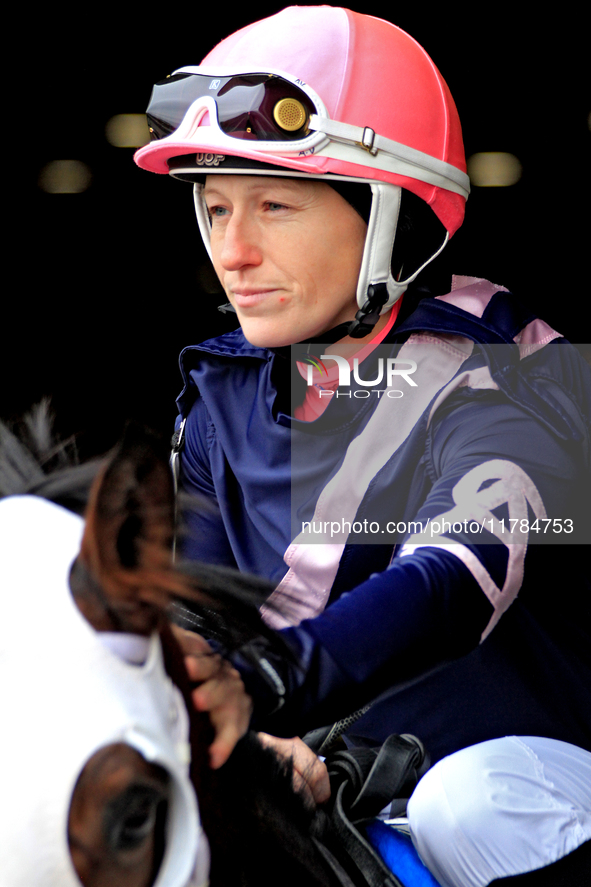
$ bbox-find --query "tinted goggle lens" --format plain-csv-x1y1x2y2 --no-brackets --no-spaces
146,73,316,142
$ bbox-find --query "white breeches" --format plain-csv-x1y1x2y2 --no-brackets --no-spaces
407,736,591,887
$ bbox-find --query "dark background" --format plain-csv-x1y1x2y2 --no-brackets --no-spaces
6,3,589,456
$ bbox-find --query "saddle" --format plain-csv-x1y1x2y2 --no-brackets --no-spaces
309,733,439,887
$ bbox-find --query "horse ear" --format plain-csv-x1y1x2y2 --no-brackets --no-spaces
87,424,175,567
74,424,177,633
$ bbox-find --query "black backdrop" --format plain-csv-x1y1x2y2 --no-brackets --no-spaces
6,3,590,456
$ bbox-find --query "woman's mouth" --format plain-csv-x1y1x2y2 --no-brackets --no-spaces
230,289,281,309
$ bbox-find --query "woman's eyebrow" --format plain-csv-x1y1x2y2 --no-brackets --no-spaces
203,179,303,200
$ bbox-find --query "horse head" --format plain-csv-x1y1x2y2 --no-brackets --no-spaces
0,413,339,887
1,423,210,887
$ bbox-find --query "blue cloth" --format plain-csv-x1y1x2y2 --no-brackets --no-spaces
364,820,442,886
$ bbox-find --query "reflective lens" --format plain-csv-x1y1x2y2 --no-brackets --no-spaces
146,72,317,142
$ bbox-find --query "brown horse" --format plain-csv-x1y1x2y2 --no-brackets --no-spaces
0,415,350,887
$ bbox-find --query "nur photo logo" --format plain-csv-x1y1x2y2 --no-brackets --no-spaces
303,354,418,398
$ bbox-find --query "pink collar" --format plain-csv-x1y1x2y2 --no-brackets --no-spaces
295,302,401,422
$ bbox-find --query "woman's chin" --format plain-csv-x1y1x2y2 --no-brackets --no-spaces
238,314,355,350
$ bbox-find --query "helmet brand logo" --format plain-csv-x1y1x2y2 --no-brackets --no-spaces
209,79,222,89
195,153,225,167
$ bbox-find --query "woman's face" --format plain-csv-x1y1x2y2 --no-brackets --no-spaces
204,175,367,348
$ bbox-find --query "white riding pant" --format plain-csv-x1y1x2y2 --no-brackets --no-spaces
407,736,591,887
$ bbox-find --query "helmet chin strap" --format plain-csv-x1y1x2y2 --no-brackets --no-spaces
356,183,403,311
346,282,391,338
349,181,448,336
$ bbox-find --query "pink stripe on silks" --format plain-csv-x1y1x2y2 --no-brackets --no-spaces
437,276,510,318
400,541,504,637
399,459,547,640
262,332,474,628
400,540,524,640
262,542,347,628
440,277,563,357
514,318,562,357
419,324,563,430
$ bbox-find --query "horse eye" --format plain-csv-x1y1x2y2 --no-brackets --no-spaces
119,798,157,848
106,785,168,852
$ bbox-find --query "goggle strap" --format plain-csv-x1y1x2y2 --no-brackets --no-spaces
309,115,470,198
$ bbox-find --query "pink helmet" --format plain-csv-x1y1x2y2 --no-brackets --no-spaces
135,6,470,333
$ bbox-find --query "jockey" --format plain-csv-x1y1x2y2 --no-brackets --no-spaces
134,7,591,885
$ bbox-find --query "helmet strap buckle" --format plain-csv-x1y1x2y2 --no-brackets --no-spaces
359,127,378,156
347,282,389,339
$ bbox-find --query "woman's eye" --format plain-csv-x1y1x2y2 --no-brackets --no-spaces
207,205,228,220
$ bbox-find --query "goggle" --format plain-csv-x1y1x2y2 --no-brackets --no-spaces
146,71,318,143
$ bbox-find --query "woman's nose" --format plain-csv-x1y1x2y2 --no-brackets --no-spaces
219,213,263,271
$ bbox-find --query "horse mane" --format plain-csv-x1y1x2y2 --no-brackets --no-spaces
0,399,100,515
